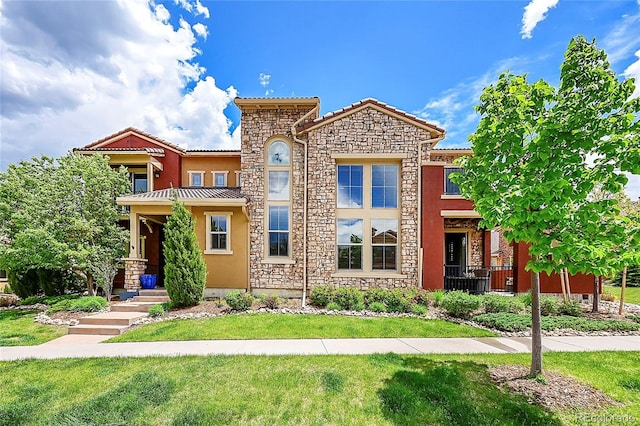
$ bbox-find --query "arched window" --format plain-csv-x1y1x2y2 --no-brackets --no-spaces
266,139,291,258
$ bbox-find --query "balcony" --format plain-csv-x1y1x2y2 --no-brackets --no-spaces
444,265,514,294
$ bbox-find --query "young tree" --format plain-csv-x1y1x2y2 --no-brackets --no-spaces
455,36,640,376
163,197,207,307
0,154,130,297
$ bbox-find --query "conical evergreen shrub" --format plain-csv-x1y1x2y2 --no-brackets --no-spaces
611,265,640,287
163,199,206,306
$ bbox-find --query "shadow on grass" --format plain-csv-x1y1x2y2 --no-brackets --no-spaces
0,383,55,426
378,357,562,426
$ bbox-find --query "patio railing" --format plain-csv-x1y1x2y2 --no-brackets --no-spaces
444,265,514,294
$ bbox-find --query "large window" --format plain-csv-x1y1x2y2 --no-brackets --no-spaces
336,163,400,272
205,212,232,254
444,167,464,195
265,140,291,259
133,173,148,193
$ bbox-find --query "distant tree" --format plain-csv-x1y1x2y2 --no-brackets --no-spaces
163,197,206,307
455,36,640,376
0,154,130,298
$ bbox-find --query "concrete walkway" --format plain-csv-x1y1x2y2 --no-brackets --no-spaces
1,335,638,361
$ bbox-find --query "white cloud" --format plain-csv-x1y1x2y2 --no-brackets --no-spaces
259,73,271,87
192,23,208,39
174,0,209,18
623,49,640,98
626,174,640,201
521,0,559,39
0,0,236,170
602,12,640,63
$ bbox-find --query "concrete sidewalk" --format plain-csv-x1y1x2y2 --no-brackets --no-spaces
1,335,638,361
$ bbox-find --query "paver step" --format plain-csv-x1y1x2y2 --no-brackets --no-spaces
139,289,169,297
131,295,170,303
68,324,129,335
79,312,147,326
111,303,158,313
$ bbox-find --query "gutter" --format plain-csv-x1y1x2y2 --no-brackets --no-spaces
291,105,320,307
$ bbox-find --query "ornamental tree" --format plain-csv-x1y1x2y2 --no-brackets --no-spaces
0,154,130,297
163,197,207,307
455,36,640,376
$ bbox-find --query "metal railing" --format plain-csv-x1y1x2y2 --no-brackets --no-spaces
444,265,514,293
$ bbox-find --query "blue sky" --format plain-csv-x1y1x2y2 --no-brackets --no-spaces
1,0,639,197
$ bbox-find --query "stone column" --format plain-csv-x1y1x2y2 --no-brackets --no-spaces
123,258,148,291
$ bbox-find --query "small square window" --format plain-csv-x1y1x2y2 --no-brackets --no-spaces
445,168,464,195
213,172,227,187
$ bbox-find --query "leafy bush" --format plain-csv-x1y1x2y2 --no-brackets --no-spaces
518,291,532,307
363,287,390,308
430,290,445,307
627,315,640,324
540,296,560,316
46,296,108,314
412,289,430,308
148,304,165,318
440,291,481,319
473,313,530,332
309,285,335,308
385,289,412,313
259,293,282,309
411,304,427,315
473,313,640,332
46,299,74,314
163,199,206,307
224,290,254,311
20,294,79,306
326,302,341,311
332,287,364,311
368,301,386,313
482,295,525,314
558,300,583,317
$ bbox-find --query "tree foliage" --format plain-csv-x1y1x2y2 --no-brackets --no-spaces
163,197,206,307
0,154,130,298
454,36,640,374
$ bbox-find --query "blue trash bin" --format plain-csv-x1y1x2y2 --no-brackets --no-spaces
140,274,157,289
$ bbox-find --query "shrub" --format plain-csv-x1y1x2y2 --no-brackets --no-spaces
46,299,74,314
224,290,254,311
364,287,390,308
4,283,13,294
385,289,412,313
309,285,335,308
627,315,640,324
411,304,428,315
368,301,386,313
482,295,525,314
163,199,206,307
259,293,282,309
558,300,583,317
148,304,165,318
326,302,341,311
21,294,79,306
473,313,640,332
70,296,108,312
332,287,364,311
473,313,530,332
412,289,430,307
430,290,445,307
161,301,174,312
440,291,481,319
601,291,616,302
540,296,560,316
518,291,533,307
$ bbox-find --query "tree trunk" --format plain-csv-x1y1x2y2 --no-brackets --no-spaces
530,270,543,376
560,268,567,302
87,274,95,296
619,266,627,315
592,275,599,313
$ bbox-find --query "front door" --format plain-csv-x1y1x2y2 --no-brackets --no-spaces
445,233,467,277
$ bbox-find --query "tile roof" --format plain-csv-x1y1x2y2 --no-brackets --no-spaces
296,98,445,134
74,147,165,154
81,127,186,153
186,149,241,153
125,187,245,200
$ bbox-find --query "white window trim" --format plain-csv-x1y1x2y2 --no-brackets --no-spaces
204,211,233,255
335,161,401,274
264,139,293,261
212,171,229,187
234,170,242,187
188,170,205,187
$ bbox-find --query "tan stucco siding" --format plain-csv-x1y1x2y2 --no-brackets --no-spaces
181,156,241,187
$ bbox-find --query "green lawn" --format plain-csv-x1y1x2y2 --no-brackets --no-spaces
1,352,638,425
604,285,640,305
108,313,497,343
0,309,66,346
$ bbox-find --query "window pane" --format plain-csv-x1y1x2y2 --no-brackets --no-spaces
211,234,227,250
268,206,289,231
215,173,226,187
337,245,362,270
372,165,397,208
268,141,290,166
269,232,289,256
337,165,363,208
445,168,464,195
384,246,396,270
191,173,203,186
268,171,290,200
133,174,147,193
372,219,398,270
211,216,227,232
372,246,384,270
337,218,363,244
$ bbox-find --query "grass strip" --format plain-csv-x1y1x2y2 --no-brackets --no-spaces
0,310,65,346
107,313,497,343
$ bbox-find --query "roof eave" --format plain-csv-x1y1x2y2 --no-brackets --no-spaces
117,197,248,207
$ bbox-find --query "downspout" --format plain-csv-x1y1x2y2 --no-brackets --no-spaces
418,136,445,290
291,105,319,307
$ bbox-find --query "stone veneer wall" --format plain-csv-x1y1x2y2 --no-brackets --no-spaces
240,107,316,291
444,218,484,266
305,108,434,290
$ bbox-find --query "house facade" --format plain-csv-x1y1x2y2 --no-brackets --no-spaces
74,97,600,299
